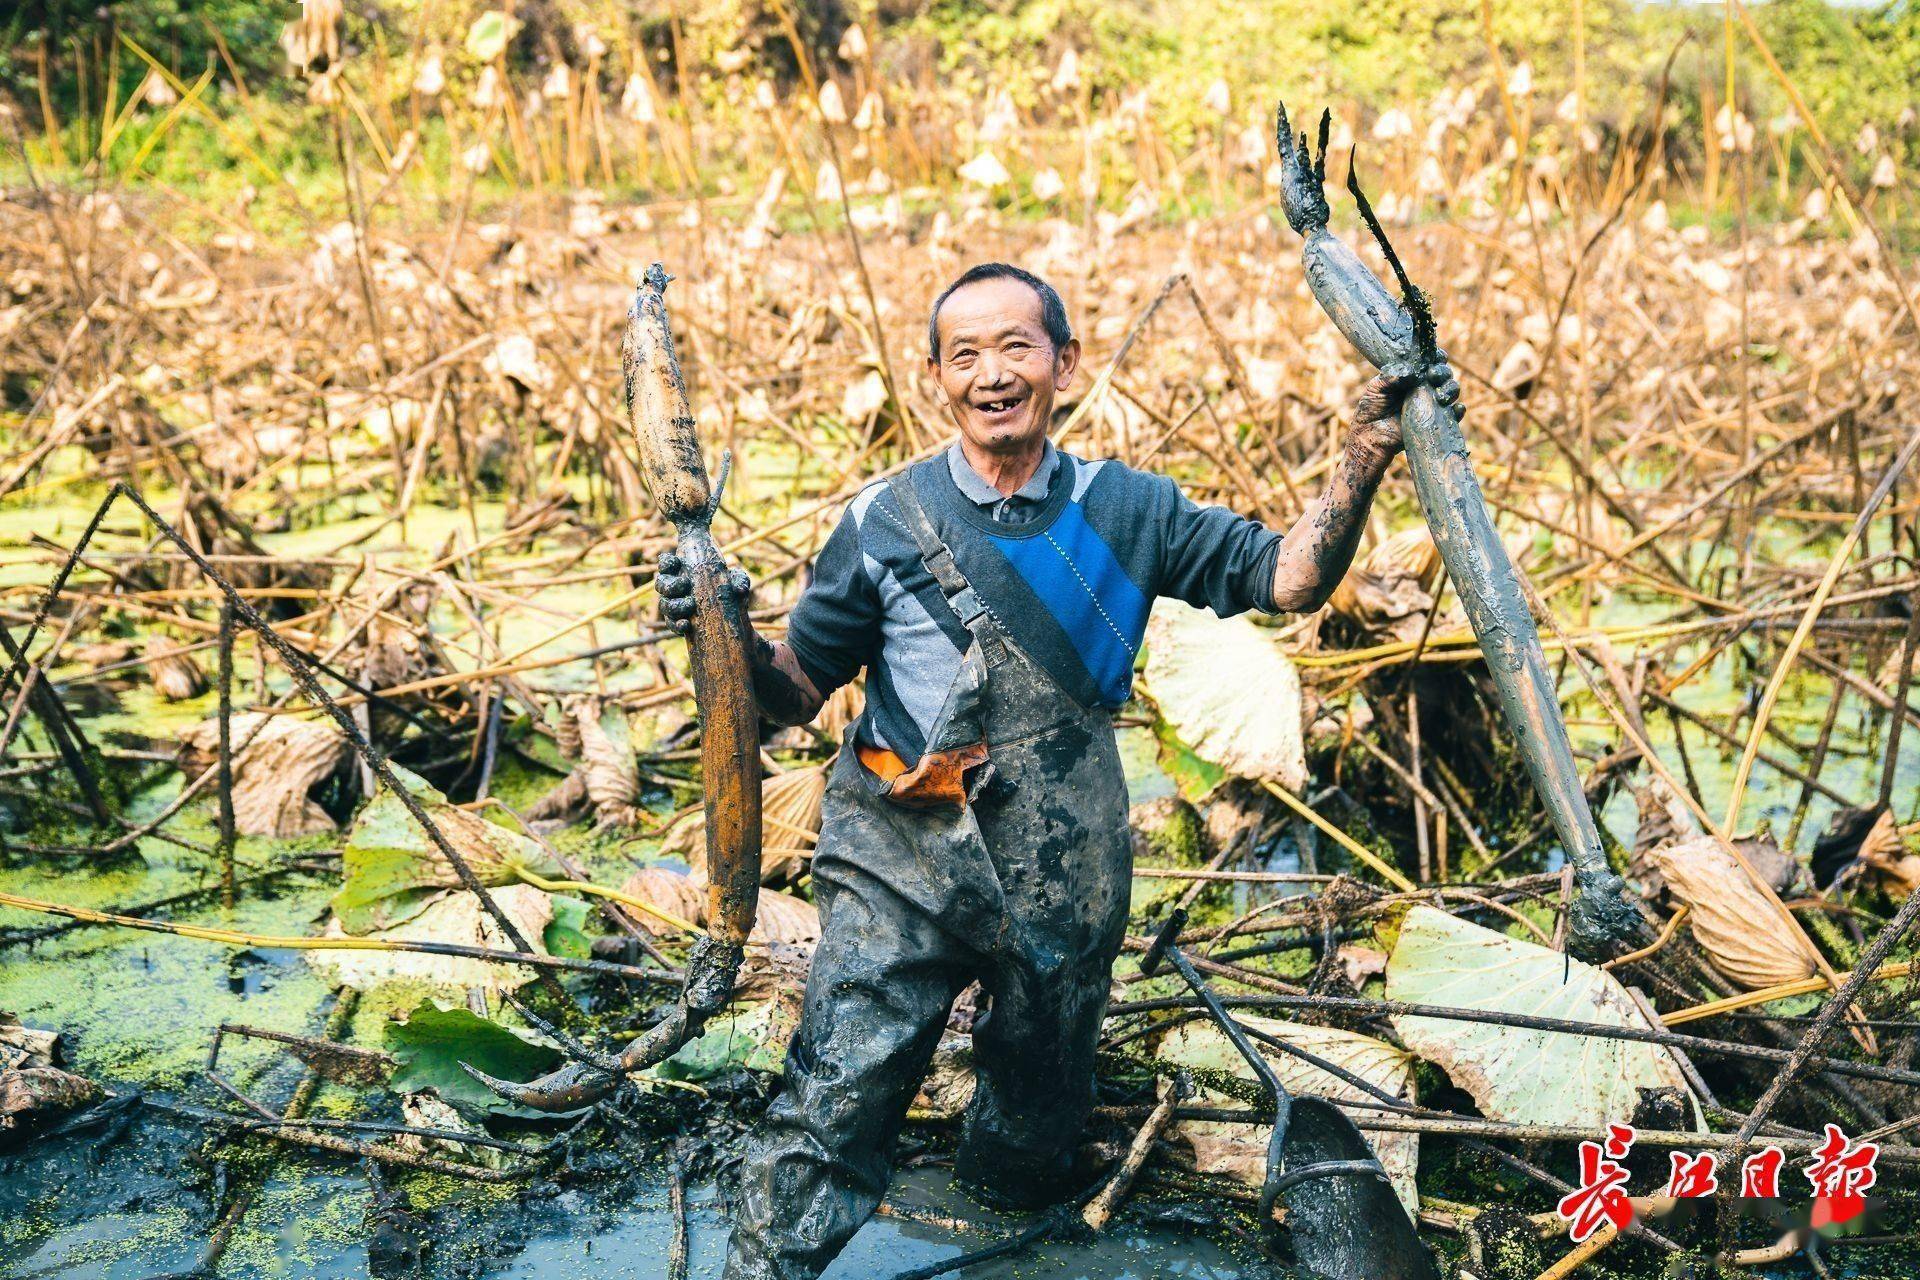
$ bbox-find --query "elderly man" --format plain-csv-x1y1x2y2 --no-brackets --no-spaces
657,262,1456,1280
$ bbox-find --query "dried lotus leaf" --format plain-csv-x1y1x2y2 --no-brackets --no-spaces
397,1093,513,1168
750,888,819,946
67,640,137,672
1364,526,1442,587
524,770,588,824
815,683,865,744
910,1035,978,1121
332,767,560,933
1155,1015,1419,1215
0,1066,102,1140
1388,906,1698,1130
1328,527,1442,638
183,712,348,837
1858,809,1920,900
617,866,708,937
736,939,813,1002
760,765,827,882
665,763,828,883
0,1013,62,1072
1648,835,1820,989
145,635,208,701
565,695,642,828
1491,339,1541,392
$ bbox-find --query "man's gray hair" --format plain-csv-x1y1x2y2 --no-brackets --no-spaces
927,262,1073,360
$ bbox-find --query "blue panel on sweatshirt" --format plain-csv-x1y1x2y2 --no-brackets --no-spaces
989,501,1149,706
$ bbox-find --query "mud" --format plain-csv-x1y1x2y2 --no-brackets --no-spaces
3,1095,1275,1279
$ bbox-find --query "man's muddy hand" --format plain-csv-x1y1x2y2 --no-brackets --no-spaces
658,551,823,725
1347,354,1461,462
656,550,751,636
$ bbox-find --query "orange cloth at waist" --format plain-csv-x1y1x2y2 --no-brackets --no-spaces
857,741,989,807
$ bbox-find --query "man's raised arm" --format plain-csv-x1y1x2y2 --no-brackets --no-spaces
1268,358,1458,613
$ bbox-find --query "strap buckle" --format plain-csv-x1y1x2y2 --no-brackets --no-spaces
949,585,990,624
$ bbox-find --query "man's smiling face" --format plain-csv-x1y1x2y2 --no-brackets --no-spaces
928,276,1079,454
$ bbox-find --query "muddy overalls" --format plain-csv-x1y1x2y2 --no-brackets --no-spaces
724,473,1134,1280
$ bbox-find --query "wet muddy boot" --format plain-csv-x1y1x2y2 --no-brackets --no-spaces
952,1150,1083,1214
955,1173,1056,1214
1277,1097,1439,1280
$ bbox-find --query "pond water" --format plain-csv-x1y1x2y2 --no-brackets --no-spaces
5,1102,1273,1279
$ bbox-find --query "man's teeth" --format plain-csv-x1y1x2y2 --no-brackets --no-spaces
978,398,1020,413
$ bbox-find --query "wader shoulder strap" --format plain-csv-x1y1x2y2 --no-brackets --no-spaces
885,472,1006,662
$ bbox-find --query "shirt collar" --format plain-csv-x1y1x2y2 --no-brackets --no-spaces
946,440,1058,509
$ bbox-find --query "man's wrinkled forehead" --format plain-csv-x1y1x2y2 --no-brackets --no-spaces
934,277,1051,349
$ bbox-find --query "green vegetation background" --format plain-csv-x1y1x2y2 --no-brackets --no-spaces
4,0,1917,201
